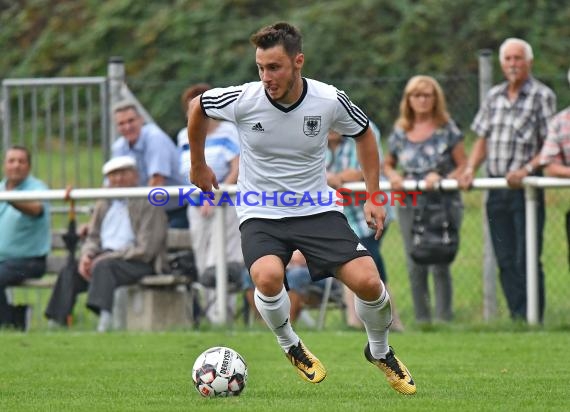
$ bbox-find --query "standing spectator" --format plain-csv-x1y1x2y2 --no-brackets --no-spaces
178,84,243,324
459,38,556,321
0,146,50,331
539,67,570,268
45,156,168,332
111,100,188,228
384,75,466,324
326,126,404,331
187,22,415,394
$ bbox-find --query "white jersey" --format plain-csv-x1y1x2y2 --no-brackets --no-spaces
177,121,240,184
201,78,369,223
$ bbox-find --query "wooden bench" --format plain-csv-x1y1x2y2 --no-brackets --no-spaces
13,228,196,331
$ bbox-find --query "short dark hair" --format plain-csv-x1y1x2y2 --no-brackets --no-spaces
5,145,32,165
180,83,211,112
250,22,303,57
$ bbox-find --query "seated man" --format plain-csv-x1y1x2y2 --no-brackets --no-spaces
0,146,50,331
45,156,168,332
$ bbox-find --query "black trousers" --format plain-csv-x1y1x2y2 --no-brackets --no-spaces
0,256,46,326
45,258,154,324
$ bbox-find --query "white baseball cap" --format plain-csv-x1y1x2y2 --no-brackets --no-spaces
102,156,137,175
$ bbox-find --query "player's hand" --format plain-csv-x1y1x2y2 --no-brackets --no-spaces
190,164,219,193
364,200,386,240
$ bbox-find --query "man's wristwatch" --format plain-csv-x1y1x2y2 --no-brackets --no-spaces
524,163,534,174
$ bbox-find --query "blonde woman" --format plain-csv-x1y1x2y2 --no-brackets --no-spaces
384,75,466,324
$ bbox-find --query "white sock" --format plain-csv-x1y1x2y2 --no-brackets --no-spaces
97,310,112,333
355,288,392,359
254,286,300,351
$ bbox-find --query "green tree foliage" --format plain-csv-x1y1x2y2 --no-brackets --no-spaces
1,0,568,137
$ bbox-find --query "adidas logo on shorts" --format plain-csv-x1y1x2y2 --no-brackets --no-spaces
252,122,265,132
356,243,367,251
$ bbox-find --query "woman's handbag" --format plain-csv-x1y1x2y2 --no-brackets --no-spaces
410,192,459,265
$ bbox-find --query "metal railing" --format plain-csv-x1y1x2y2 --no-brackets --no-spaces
2,176,569,325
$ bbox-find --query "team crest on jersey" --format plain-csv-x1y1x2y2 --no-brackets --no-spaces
303,116,321,137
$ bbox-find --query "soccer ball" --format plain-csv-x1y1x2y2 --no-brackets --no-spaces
192,346,248,397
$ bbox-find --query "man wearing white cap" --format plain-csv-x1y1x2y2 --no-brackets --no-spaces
45,156,168,332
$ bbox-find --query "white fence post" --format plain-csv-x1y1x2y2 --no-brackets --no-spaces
107,56,125,159
525,183,540,324
478,49,498,321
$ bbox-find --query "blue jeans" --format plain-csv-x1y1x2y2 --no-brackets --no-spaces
241,265,326,294
0,257,46,325
486,189,545,321
359,229,388,283
166,207,189,229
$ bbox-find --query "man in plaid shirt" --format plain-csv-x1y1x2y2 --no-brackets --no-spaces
540,68,570,269
459,38,556,322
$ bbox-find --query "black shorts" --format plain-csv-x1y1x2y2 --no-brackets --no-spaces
240,211,371,281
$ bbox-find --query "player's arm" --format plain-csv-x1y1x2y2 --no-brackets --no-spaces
187,96,218,191
355,126,385,239
355,127,380,193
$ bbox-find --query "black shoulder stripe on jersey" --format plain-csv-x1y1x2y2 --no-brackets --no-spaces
202,90,241,103
202,91,241,109
337,91,368,126
203,96,240,110
336,91,368,127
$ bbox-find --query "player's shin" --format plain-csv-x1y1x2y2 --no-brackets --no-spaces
254,286,300,351
355,287,392,359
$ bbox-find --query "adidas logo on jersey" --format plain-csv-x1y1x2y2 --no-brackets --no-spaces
356,243,367,251
252,122,264,132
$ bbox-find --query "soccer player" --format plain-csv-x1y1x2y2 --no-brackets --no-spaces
187,22,415,395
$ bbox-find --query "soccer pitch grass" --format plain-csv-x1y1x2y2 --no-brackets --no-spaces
2,330,569,412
